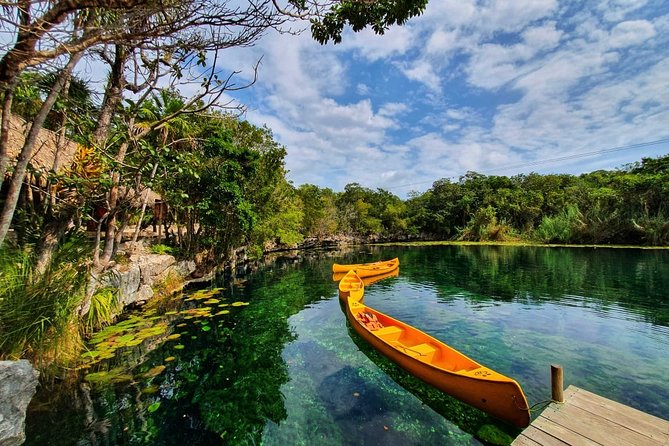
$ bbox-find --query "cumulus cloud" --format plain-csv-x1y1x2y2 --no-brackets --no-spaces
207,0,669,195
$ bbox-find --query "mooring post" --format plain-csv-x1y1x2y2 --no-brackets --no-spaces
551,364,564,403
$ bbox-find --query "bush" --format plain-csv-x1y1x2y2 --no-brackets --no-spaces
150,243,174,255
534,205,582,243
457,206,516,241
632,214,669,246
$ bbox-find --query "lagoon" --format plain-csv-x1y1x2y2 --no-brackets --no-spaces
25,245,669,445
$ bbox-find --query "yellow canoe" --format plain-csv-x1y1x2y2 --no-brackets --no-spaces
338,269,365,302
331,257,399,278
343,273,530,428
332,268,399,286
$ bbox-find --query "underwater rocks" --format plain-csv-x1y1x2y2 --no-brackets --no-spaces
0,360,39,446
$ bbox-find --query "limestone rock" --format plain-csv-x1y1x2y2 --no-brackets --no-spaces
0,360,39,446
131,254,176,284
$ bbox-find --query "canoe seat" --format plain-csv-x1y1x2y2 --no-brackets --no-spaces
373,325,403,341
396,343,437,362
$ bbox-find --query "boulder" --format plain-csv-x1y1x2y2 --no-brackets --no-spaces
0,360,39,446
99,265,142,307
131,254,175,284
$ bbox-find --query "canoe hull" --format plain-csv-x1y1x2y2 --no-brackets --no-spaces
332,258,399,278
346,299,530,428
333,268,399,286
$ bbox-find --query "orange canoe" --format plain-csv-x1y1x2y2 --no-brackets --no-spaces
333,268,399,286
343,274,530,428
331,257,399,278
338,269,365,302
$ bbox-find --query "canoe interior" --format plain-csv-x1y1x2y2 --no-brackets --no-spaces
338,269,365,302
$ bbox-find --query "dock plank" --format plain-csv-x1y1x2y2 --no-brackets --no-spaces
517,424,571,446
512,385,669,446
541,401,661,446
530,416,598,446
512,432,545,446
567,387,669,443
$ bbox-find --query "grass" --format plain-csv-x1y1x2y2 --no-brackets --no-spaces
0,235,91,369
85,287,120,333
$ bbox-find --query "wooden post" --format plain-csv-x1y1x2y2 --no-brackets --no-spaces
551,364,564,403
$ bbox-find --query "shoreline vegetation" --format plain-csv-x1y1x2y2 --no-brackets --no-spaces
372,240,669,249
1,151,668,372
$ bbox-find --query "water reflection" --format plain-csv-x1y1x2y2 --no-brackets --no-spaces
24,245,669,445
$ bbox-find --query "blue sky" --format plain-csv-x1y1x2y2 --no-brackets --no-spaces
216,0,669,197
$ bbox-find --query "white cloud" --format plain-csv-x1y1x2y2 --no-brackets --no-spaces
477,0,559,32
340,25,415,61
608,20,656,47
598,0,650,22
204,0,669,195
379,102,409,117
426,29,460,56
400,59,441,91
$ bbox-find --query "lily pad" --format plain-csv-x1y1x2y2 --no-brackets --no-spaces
142,386,159,395
84,369,133,386
173,344,185,350
143,365,166,378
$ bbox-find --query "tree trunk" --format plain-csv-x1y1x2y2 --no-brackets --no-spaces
132,163,159,243
93,45,127,146
34,217,72,276
0,51,84,246
0,79,19,184
95,137,129,269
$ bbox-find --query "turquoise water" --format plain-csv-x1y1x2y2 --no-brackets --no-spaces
25,245,669,445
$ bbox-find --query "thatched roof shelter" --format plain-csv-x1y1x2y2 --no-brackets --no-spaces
3,112,78,174
3,113,162,205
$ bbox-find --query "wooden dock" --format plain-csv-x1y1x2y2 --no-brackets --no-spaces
512,385,669,446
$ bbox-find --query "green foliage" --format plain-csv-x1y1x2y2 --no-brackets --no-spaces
149,243,174,255
308,0,429,44
534,205,583,243
85,287,119,333
0,235,90,363
632,214,669,245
